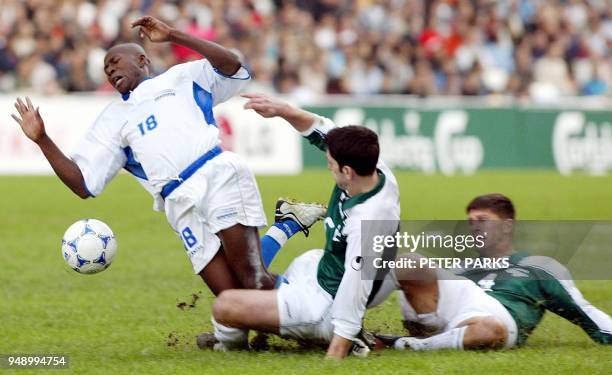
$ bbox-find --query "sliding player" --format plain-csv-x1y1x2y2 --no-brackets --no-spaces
211,94,400,358
377,193,612,350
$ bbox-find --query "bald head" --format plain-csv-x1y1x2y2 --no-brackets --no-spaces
106,43,148,58
104,43,151,95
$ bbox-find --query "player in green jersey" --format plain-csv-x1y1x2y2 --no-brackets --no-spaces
211,94,400,359
377,193,612,351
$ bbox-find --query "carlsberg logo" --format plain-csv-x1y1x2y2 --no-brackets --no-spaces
333,109,483,175
553,112,612,175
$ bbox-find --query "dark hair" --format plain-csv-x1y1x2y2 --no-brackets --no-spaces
466,193,516,219
325,126,379,176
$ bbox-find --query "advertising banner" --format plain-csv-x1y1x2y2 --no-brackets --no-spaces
304,105,612,175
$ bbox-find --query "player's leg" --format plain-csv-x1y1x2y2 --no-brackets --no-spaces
195,237,270,352
219,199,326,349
458,316,508,349
167,199,244,295
200,153,289,289
197,249,241,295
394,253,444,328
213,245,327,333
382,253,464,350
260,220,304,268
219,197,327,288
213,289,280,333
210,215,309,348
217,223,277,289
385,315,508,351
200,150,327,289
194,246,254,350
379,257,517,351
212,249,332,350
260,198,327,267
199,198,325,350
165,198,258,349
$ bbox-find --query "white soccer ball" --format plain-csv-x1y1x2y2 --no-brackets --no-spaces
61,219,117,274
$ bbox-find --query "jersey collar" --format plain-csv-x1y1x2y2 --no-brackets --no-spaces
341,169,386,210
121,76,152,101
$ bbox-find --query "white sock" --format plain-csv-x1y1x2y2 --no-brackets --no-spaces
265,226,288,246
212,317,249,350
395,326,467,351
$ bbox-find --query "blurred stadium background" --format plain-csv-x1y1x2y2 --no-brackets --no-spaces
1,0,612,98
1,1,611,373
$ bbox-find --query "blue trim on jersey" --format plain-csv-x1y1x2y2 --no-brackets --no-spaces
213,66,251,80
121,77,152,101
192,82,216,126
122,146,148,180
160,146,223,199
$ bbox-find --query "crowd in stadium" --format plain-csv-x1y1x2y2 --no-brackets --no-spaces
0,0,611,101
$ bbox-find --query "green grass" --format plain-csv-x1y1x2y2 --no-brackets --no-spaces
1,171,611,374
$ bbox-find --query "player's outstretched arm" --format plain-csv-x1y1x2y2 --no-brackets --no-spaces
541,277,612,344
242,93,316,131
131,16,241,76
11,97,90,199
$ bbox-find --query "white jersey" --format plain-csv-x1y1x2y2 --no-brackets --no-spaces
71,59,250,211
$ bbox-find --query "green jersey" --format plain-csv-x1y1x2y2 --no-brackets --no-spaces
302,115,400,340
317,171,386,296
459,251,612,345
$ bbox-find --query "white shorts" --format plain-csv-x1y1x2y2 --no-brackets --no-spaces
398,269,518,348
163,151,267,274
277,249,335,342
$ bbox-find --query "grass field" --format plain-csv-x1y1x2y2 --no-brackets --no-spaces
1,171,611,374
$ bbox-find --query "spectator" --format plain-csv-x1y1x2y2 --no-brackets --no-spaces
0,0,609,100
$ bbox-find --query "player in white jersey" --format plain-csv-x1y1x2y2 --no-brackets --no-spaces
210,94,400,359
10,17,278,295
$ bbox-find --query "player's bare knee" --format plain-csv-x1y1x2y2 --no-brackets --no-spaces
213,290,242,324
468,317,507,349
483,317,507,343
212,292,229,322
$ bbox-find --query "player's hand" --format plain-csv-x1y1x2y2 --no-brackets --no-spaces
242,93,291,118
11,97,47,143
131,16,172,42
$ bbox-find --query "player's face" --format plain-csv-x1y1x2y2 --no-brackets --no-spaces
467,208,513,255
326,150,349,190
103,51,145,95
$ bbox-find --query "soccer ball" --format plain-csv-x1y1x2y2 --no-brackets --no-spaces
61,219,117,274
